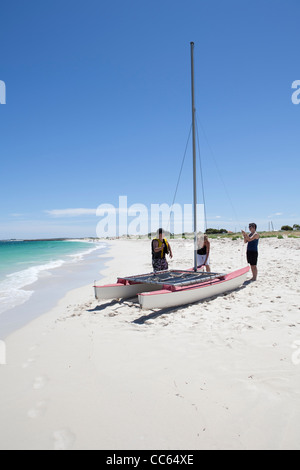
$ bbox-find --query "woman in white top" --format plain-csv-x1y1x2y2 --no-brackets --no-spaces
197,235,211,272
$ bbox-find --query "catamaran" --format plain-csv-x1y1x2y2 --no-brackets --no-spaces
94,43,249,310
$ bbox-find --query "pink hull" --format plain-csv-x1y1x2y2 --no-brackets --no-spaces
94,266,250,310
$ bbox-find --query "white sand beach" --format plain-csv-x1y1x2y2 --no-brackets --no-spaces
0,237,300,450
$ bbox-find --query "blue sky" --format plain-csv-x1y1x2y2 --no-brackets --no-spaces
0,0,299,238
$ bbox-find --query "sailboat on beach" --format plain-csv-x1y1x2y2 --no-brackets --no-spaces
94,43,249,310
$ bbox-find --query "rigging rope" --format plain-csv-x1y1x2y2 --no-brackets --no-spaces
196,114,246,264
166,121,208,236
196,114,242,228
170,124,192,210
195,116,208,233
166,117,246,267
166,125,192,234
167,120,208,235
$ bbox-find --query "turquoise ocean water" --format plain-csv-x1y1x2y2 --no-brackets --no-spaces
0,240,105,319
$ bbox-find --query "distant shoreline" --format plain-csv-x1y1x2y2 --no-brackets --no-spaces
1,230,299,243
0,238,102,243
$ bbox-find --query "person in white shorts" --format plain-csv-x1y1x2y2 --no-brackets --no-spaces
197,235,211,272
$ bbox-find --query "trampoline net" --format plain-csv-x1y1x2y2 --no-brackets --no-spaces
120,270,225,287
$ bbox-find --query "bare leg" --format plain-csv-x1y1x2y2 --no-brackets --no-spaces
251,265,257,281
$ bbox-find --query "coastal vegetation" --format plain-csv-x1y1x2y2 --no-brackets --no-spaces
143,229,300,241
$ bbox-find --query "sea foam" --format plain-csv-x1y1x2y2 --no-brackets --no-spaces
0,241,106,316
0,259,65,315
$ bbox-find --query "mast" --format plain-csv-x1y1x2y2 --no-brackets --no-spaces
190,42,198,272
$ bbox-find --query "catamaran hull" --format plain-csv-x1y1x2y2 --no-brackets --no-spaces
94,267,250,309
94,282,162,300
138,267,249,310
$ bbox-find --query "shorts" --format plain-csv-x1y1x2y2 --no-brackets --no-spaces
247,251,258,266
197,254,210,267
152,258,169,273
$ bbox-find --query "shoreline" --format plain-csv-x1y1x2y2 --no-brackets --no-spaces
0,238,300,450
0,242,109,340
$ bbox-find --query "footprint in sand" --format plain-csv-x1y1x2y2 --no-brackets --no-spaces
27,400,48,419
33,376,48,390
53,428,76,450
22,358,36,369
291,340,300,365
